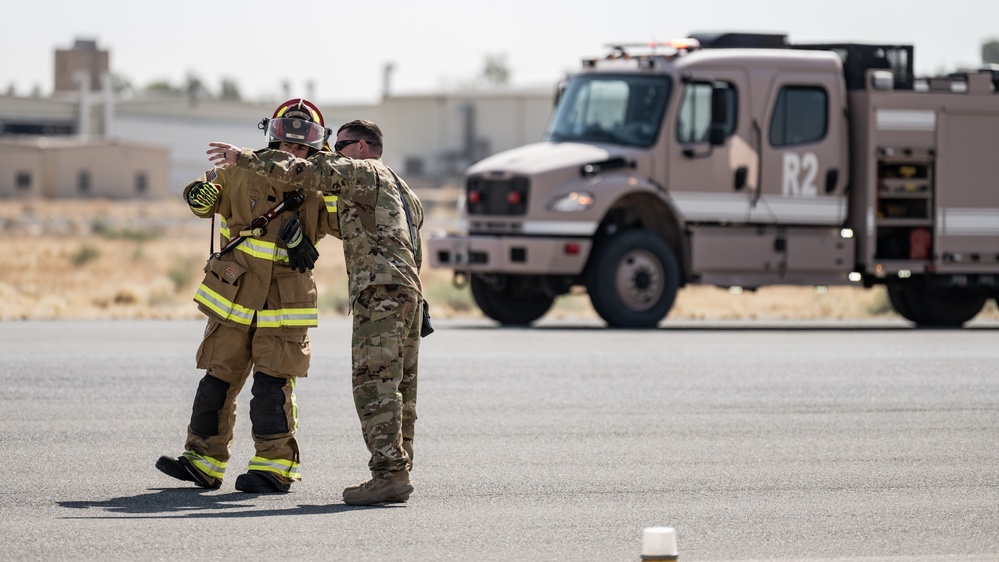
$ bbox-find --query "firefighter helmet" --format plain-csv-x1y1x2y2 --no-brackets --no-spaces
259,98,331,153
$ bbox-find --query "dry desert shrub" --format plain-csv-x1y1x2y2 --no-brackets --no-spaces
1,198,995,323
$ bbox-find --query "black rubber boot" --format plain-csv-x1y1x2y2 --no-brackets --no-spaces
234,471,290,493
155,456,221,489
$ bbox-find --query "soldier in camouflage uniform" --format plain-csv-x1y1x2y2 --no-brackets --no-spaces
209,119,424,506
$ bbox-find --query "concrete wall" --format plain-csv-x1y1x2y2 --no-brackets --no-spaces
0,143,45,199
379,88,555,186
0,138,169,199
47,143,169,199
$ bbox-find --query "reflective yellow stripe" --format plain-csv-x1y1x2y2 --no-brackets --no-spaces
235,238,286,261
195,285,314,328
194,284,255,325
257,308,319,328
219,218,291,263
182,450,227,479
324,194,338,212
248,455,301,480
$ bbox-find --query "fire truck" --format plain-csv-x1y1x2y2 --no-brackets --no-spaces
426,33,999,328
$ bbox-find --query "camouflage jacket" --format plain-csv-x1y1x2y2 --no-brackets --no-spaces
235,148,423,303
183,163,331,332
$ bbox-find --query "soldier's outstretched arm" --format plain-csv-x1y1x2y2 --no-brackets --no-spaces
208,142,343,194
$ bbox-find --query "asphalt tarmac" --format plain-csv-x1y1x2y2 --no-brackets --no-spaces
1,318,997,561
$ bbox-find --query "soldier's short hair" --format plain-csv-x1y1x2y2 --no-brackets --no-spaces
337,119,384,156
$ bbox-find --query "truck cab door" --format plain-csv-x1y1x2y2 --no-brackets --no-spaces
752,71,849,225
667,70,755,224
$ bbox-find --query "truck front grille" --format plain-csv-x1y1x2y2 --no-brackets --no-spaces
465,175,530,216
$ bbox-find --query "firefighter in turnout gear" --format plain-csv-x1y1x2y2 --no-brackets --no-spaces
156,99,338,493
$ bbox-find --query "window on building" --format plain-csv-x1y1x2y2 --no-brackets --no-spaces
78,171,91,193
770,86,828,147
135,172,148,193
16,171,32,191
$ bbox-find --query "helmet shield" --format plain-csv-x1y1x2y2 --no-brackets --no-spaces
265,117,329,150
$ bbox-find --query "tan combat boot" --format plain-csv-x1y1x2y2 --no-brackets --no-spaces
342,483,412,503
342,472,413,506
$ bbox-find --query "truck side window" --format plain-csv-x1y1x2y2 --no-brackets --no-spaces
677,82,736,144
770,86,827,147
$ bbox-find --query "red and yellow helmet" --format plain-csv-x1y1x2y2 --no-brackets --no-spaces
259,98,331,152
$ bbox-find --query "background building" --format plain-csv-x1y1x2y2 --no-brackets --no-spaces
53,38,108,94
0,37,557,199
0,137,169,199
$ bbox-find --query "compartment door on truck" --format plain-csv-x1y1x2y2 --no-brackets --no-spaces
935,106,999,265
752,71,848,226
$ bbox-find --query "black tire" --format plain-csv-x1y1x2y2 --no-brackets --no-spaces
888,283,986,327
470,274,554,326
585,230,680,328
886,284,920,324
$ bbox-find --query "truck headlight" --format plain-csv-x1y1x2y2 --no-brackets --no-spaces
548,191,595,212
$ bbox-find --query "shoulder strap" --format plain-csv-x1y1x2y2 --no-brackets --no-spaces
379,167,417,247
212,188,303,259
399,186,416,246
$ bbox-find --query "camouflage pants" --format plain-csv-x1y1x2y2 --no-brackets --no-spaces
351,283,421,477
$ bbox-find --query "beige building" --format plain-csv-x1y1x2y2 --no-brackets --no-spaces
381,89,555,181
0,88,554,198
0,37,558,198
0,137,169,199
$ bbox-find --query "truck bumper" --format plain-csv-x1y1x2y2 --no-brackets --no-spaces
426,234,591,275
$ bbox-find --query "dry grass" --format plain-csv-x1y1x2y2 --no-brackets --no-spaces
1,197,995,323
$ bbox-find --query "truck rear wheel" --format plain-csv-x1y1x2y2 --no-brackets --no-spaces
585,230,680,328
470,274,554,326
885,285,920,324
887,283,986,327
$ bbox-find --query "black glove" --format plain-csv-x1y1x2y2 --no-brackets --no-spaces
187,182,221,212
282,190,305,212
279,216,319,273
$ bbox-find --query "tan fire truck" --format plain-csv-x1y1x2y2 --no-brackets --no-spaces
427,33,999,328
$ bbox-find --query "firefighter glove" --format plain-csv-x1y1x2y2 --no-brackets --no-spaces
187,182,222,213
282,189,305,212
279,216,319,273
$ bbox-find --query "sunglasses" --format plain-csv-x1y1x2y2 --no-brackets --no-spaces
334,139,362,151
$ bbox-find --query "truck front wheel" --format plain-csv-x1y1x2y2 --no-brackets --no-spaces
585,230,680,328
887,283,986,327
470,274,554,326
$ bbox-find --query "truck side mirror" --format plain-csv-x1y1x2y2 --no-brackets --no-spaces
554,80,567,107
709,82,730,146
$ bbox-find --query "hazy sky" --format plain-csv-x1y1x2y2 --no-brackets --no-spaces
3,0,996,103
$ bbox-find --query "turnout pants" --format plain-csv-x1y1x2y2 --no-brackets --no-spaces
351,284,421,477
184,318,310,485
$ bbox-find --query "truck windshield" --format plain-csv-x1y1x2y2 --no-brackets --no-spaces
545,74,672,148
